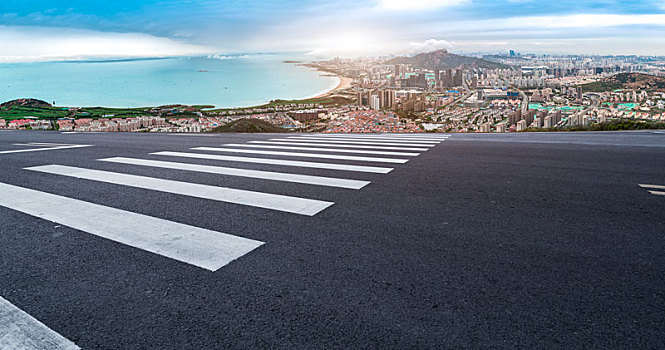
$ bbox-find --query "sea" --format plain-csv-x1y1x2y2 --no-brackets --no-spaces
0,54,338,109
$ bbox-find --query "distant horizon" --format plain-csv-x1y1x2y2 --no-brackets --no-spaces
2,49,665,65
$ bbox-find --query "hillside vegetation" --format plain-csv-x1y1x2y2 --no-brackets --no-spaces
582,73,665,92
386,50,509,70
210,118,289,133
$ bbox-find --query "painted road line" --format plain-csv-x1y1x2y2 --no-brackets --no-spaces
0,182,263,271
192,147,409,164
0,144,91,155
281,138,437,147
649,191,665,196
322,134,449,140
99,157,370,190
639,184,665,190
151,151,394,174
0,296,79,350
293,136,439,145
222,144,420,157
254,141,429,151
375,134,449,138
312,135,442,143
27,165,333,216
314,134,446,139
12,143,74,147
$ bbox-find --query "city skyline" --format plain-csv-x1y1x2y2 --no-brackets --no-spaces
1,0,665,62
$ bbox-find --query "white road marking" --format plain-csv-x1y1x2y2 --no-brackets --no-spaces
222,143,420,157
26,165,333,216
252,141,429,151
60,132,78,134
12,143,74,147
0,144,91,155
649,191,665,196
320,134,449,140
290,136,439,145
639,184,665,190
151,151,393,174
280,138,437,147
313,135,442,143
192,147,409,164
0,182,263,271
0,296,79,350
315,133,447,138
99,157,370,190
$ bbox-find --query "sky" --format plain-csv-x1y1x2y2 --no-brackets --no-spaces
1,0,665,61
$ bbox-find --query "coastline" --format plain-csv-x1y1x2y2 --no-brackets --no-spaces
310,76,353,99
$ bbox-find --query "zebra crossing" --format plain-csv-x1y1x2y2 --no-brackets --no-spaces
0,133,450,348
0,133,456,348
1,133,450,273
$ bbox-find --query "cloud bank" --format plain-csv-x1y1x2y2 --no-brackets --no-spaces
0,26,213,63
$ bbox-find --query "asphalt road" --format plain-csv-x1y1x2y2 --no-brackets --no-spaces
0,130,664,349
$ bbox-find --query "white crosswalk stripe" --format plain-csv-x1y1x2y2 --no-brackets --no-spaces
192,147,409,163
316,133,447,138
278,138,437,147
99,157,370,189
26,165,334,216
250,140,430,151
151,151,394,173
0,182,263,271
311,135,443,143
0,144,91,155
222,143,421,156
286,136,439,145
0,296,79,350
319,135,449,140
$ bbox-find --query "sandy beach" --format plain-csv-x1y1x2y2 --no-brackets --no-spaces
312,76,353,98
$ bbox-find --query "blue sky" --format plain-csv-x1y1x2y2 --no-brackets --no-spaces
1,0,664,61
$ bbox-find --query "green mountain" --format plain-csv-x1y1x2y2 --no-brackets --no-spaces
386,50,510,70
210,118,289,133
581,73,665,92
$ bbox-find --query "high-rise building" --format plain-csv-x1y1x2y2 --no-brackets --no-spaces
382,90,395,108
370,95,381,110
516,119,527,131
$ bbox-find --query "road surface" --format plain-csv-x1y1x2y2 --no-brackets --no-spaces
0,130,664,349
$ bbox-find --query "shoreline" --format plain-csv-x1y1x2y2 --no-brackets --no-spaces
310,75,353,99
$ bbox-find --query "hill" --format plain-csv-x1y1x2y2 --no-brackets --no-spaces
1,98,52,109
210,118,289,133
581,73,665,92
386,50,510,70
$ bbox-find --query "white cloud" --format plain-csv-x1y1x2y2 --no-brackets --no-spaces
512,14,665,29
405,39,454,54
377,0,469,11
0,26,213,63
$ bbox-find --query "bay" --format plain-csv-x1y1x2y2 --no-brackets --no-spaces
0,54,337,108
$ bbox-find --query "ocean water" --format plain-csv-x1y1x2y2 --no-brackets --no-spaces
0,55,338,108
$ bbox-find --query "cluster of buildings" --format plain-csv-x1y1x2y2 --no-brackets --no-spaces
57,116,168,132
324,110,421,133
0,119,51,130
